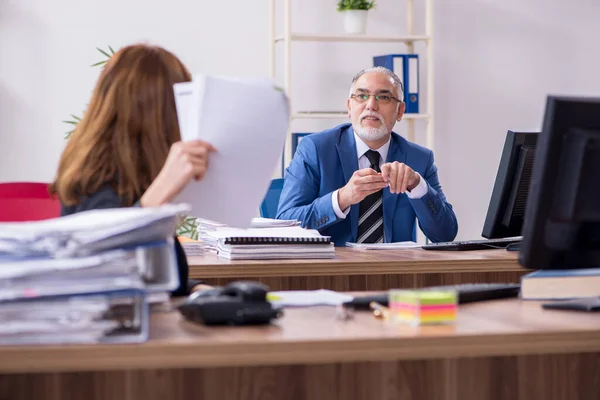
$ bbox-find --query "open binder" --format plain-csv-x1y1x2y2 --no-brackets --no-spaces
0,239,180,299
0,288,148,345
0,203,190,258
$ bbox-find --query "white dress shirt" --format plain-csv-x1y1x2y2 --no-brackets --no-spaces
331,132,428,219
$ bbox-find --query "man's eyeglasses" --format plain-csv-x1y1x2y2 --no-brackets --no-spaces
350,93,402,105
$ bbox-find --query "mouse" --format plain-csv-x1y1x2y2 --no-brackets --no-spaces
221,281,269,302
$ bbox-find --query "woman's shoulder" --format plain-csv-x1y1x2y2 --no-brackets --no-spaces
61,184,124,216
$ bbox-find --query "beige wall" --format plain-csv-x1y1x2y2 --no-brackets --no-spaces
1,0,598,239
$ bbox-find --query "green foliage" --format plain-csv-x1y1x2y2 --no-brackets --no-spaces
62,114,81,139
91,45,116,67
337,0,376,11
63,46,116,138
177,216,201,240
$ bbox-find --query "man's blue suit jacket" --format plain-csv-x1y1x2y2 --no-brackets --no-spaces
276,123,458,246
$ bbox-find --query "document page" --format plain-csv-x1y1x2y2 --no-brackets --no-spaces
174,75,289,228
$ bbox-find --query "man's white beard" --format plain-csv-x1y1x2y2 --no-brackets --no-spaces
353,123,389,142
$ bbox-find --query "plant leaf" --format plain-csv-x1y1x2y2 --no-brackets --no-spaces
96,47,111,58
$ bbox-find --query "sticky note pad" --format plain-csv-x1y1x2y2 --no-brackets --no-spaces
388,289,458,326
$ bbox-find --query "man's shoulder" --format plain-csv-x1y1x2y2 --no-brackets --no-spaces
301,123,352,146
391,131,433,159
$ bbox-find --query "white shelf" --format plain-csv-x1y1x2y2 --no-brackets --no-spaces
293,111,429,120
274,34,430,44
270,0,435,168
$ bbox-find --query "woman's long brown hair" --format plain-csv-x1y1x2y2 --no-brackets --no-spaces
50,44,192,206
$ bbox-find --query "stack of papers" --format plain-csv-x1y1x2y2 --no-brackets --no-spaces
177,236,206,256
250,218,300,228
0,204,188,345
0,203,189,258
0,289,146,345
197,218,302,253
205,226,334,260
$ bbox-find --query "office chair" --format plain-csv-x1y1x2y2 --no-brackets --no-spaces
260,178,285,219
0,182,52,198
0,182,60,222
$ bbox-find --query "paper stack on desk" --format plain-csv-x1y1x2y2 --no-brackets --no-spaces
206,226,334,260
177,236,206,256
197,218,301,252
0,204,188,345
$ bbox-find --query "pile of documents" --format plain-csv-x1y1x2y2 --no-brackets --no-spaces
0,204,188,345
201,225,334,260
196,217,301,252
177,236,206,256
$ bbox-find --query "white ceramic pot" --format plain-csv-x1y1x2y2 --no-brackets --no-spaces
343,10,368,34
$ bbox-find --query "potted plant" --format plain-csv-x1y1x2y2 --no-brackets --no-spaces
337,0,376,34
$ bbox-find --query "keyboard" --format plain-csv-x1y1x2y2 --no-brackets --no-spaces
421,237,522,251
342,283,521,309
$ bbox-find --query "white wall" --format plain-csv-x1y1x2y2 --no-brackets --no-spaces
1,0,599,239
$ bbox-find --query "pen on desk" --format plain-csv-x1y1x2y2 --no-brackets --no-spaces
370,301,389,319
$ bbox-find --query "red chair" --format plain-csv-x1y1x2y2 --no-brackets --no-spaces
0,182,60,222
0,182,52,198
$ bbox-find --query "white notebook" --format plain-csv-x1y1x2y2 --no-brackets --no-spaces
210,226,331,245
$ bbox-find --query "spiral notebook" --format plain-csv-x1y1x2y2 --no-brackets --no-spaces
211,227,331,245
209,227,334,260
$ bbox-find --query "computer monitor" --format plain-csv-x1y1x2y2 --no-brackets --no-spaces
481,130,538,240
519,96,600,270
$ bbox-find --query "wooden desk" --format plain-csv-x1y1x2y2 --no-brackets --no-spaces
1,299,600,400
189,248,528,291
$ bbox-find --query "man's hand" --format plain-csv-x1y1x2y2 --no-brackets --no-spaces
338,168,388,211
381,161,420,194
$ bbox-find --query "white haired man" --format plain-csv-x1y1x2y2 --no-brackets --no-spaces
276,67,458,246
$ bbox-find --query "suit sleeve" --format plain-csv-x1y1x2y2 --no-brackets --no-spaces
409,151,459,242
276,138,341,230
60,186,195,297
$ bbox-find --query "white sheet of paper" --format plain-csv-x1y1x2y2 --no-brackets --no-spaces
209,226,326,240
173,75,289,228
345,241,422,250
267,289,353,307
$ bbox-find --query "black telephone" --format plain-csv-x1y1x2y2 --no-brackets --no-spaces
177,281,283,326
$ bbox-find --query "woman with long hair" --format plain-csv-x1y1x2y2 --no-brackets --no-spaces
50,43,214,295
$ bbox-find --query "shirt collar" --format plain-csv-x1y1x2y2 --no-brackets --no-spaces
353,131,391,163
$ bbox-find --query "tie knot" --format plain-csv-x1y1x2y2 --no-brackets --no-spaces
365,150,381,170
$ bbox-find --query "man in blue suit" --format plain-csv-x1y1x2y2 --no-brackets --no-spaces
276,66,458,246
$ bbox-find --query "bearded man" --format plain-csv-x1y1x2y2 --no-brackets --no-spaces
276,67,458,246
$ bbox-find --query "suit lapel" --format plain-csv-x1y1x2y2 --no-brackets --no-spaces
383,133,406,242
336,126,359,242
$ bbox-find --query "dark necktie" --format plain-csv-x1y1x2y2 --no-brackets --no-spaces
357,150,384,244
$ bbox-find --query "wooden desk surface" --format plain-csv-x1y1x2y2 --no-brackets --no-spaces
188,248,522,278
3,298,600,374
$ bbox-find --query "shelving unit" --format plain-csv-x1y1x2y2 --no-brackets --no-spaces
269,0,435,170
